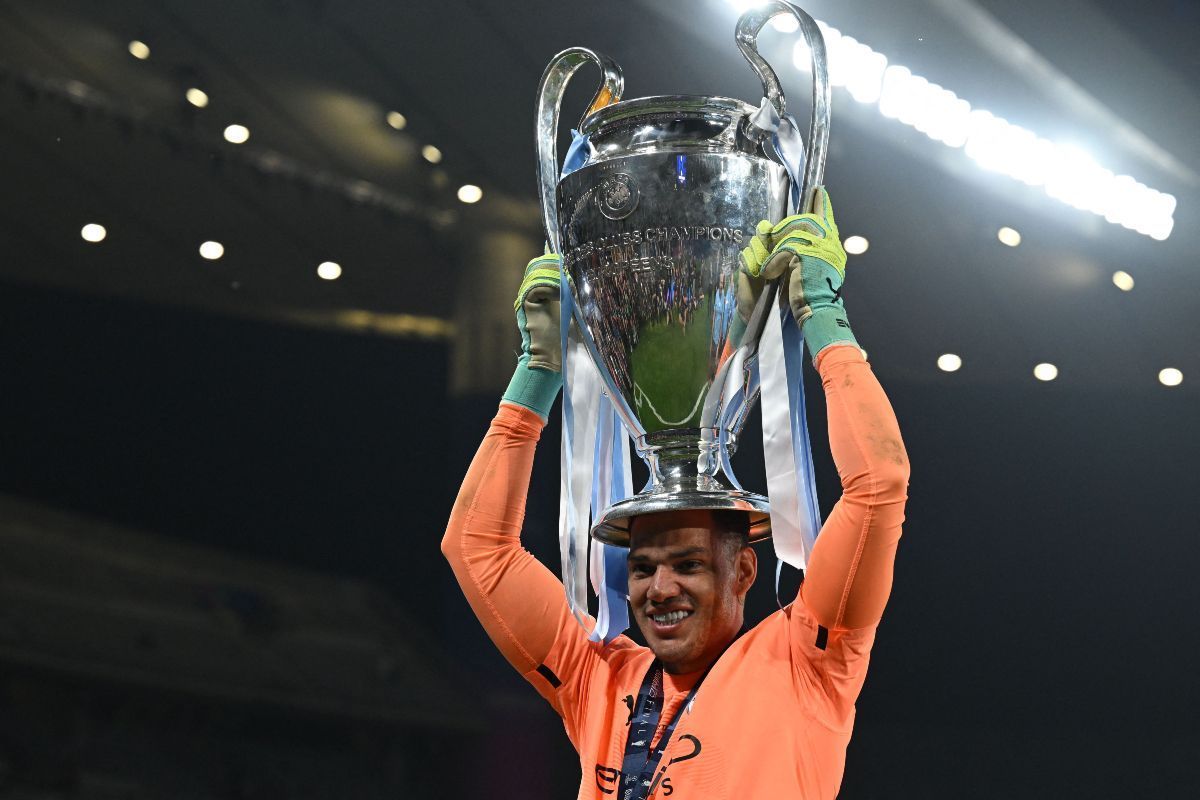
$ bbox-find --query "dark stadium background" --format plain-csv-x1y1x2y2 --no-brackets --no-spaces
1,0,1198,796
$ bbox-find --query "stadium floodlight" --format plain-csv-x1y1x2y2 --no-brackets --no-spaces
733,2,1175,239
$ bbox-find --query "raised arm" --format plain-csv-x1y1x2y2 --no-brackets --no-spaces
801,345,908,630
441,401,573,675
740,188,910,632
440,255,607,716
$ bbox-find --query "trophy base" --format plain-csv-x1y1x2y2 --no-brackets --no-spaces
591,489,771,547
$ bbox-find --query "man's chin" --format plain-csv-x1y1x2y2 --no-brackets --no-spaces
643,627,697,663
648,638,688,664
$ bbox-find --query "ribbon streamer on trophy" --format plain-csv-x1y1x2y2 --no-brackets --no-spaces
535,1,832,641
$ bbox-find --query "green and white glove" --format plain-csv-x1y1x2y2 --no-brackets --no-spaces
502,253,563,418
739,186,859,360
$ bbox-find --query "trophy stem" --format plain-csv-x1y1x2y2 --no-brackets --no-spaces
637,431,724,494
589,430,770,547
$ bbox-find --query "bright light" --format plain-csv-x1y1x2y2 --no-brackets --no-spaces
877,65,912,120
997,227,1021,247
421,144,442,164
844,235,869,255
844,45,888,105
1033,363,1058,382
794,24,889,107
967,113,1048,184
457,184,483,204
1158,368,1183,387
873,64,973,148
223,124,250,144
199,241,224,260
961,115,1174,238
386,111,407,130
937,353,962,372
1112,270,1135,291
1045,144,1107,211
741,0,1177,239
128,40,150,60
186,88,209,108
771,15,798,33
317,261,342,280
80,223,106,243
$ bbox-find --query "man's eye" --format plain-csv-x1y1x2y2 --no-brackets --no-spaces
678,560,703,571
630,565,652,577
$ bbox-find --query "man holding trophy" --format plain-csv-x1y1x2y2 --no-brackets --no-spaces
443,3,909,797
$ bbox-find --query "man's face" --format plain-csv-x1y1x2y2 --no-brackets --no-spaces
627,510,756,674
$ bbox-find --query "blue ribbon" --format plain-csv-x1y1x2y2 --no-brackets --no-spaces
558,129,632,643
773,302,822,604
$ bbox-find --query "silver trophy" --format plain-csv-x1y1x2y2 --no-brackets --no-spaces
537,2,830,546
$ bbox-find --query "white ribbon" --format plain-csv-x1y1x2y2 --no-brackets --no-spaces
558,321,602,625
751,97,824,586
587,396,633,642
557,130,634,642
758,298,822,573
558,311,634,642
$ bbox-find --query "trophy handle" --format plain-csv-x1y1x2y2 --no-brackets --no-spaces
535,48,624,254
729,1,831,376
735,1,830,200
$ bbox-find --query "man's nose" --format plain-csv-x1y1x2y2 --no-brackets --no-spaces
646,567,679,602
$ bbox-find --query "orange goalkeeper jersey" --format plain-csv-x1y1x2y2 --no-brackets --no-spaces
443,345,909,799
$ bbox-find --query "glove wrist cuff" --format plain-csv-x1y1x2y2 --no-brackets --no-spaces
802,306,859,364
502,358,563,419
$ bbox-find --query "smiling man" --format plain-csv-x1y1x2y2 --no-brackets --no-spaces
443,189,909,799
626,510,755,675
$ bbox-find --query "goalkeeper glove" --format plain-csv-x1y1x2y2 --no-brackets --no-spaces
738,187,859,359
501,254,563,418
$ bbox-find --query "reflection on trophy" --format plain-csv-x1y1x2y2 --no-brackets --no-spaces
537,1,830,546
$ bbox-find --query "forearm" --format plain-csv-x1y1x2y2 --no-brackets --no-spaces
440,402,572,673
799,345,910,630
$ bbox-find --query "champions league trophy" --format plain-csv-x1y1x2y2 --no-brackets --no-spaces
538,2,831,636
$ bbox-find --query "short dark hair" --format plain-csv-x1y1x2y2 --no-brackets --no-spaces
710,510,750,563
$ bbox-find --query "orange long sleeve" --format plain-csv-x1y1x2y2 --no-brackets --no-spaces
440,403,588,682
443,356,907,798
800,345,910,631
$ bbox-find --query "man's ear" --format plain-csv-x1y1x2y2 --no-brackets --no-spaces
735,546,757,599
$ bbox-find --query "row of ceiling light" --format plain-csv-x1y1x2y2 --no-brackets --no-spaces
831,221,1168,385
993,226,1137,291
919,220,1173,384
79,223,343,280
854,224,1140,293
119,37,1174,383
125,39,482,205
934,353,1182,386
135,10,1180,237
77,220,1179,385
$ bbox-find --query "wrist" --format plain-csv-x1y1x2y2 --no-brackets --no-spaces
501,356,563,419
801,306,859,363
